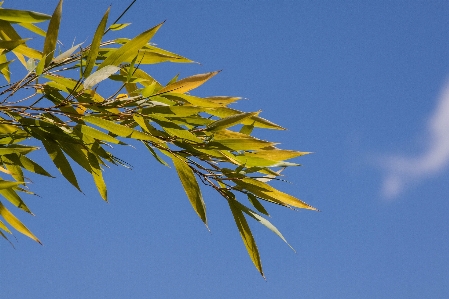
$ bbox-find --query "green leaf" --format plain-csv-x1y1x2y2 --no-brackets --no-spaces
41,139,81,192
0,145,38,156
235,178,318,211
0,180,25,190
155,71,220,95
53,42,82,63
42,0,63,67
239,122,255,135
143,142,170,167
0,38,30,52
97,21,164,70
83,116,160,142
83,65,120,89
0,201,41,244
0,9,50,23
170,154,207,226
206,111,260,132
206,130,275,151
228,198,263,277
3,153,53,177
247,193,269,216
18,23,46,37
83,7,109,77
108,23,130,31
74,124,122,144
235,200,295,252
207,107,285,130
0,187,32,214
88,150,107,201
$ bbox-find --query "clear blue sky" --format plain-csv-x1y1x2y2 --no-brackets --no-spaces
2,1,448,298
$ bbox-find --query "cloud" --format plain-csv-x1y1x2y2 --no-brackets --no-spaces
380,78,449,198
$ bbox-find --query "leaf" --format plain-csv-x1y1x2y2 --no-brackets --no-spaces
74,124,122,144
235,178,318,211
53,42,82,63
247,193,269,216
18,23,46,37
0,201,41,244
83,7,109,77
0,9,51,23
235,200,295,252
4,153,53,177
0,187,32,214
97,21,164,70
83,65,120,89
0,145,38,156
87,150,107,201
0,180,25,190
41,139,81,192
206,130,275,151
207,107,285,130
0,38,30,52
83,116,160,143
228,198,264,277
108,23,130,31
143,142,170,167
42,0,63,67
155,71,220,95
170,154,207,226
206,111,260,132
240,122,255,135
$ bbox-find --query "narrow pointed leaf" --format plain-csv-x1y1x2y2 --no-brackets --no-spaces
88,151,107,201
235,200,295,252
109,23,130,31
228,198,264,277
155,71,219,95
98,21,164,70
53,42,82,63
206,111,260,132
41,139,81,192
0,9,50,23
74,124,122,144
42,0,63,67
84,116,160,142
170,154,207,226
0,39,30,51
0,180,25,190
84,7,109,77
0,187,31,214
247,193,269,216
18,23,46,37
0,201,41,244
83,65,120,89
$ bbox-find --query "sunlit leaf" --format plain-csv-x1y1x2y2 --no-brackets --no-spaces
83,7,109,77
0,201,41,244
0,8,50,23
42,0,63,67
108,23,130,31
53,42,82,63
155,71,219,95
83,65,120,89
98,21,164,70
228,198,263,277
18,23,46,37
206,111,260,132
170,154,207,226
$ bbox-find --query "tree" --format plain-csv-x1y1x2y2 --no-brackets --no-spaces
0,0,317,277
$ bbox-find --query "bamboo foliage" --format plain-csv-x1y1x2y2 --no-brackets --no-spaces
0,1,317,277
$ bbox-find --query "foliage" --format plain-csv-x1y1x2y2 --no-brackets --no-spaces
0,0,317,277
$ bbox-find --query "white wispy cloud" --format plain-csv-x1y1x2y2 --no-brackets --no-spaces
380,78,449,198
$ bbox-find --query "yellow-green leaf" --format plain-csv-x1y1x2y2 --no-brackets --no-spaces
206,111,260,132
0,201,41,244
84,7,109,77
0,9,50,23
0,180,24,190
41,139,81,192
83,65,120,89
42,0,63,67
18,23,46,37
236,178,318,211
170,154,207,226
155,71,219,95
83,116,160,142
108,23,130,31
74,124,122,144
98,21,164,70
228,198,263,277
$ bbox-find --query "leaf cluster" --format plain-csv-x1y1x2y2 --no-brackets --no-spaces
0,0,317,277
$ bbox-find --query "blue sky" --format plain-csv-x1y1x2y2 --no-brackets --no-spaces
1,1,448,298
